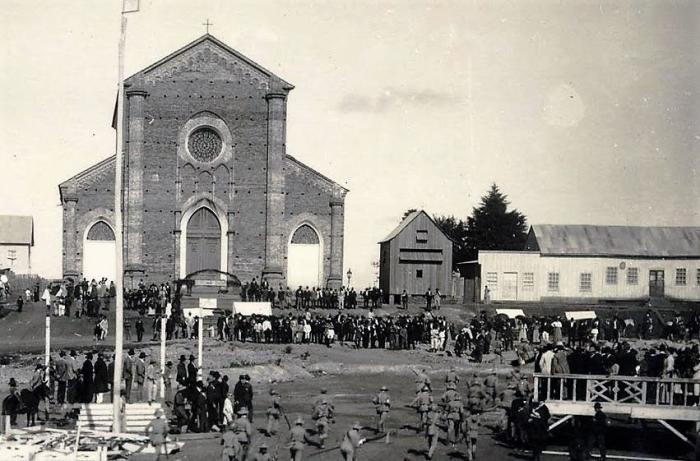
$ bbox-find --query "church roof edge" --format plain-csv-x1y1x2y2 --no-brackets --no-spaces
285,154,349,196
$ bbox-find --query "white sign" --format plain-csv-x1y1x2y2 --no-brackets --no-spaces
496,308,525,319
565,311,597,320
233,302,272,316
195,279,226,287
183,307,214,318
199,298,217,310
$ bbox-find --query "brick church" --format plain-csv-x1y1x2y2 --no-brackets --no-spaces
59,35,347,289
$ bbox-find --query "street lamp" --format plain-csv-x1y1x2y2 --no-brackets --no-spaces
346,268,352,287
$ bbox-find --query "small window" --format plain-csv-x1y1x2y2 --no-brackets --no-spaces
580,273,592,292
696,269,700,286
606,267,618,285
627,267,639,285
416,229,428,243
522,272,534,291
676,268,687,286
416,270,423,278
486,272,498,289
548,272,559,292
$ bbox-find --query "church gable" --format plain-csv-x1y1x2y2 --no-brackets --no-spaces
285,155,348,200
126,34,293,90
59,155,115,201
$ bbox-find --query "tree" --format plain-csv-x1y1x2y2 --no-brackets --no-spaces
401,208,418,221
465,184,528,259
432,215,468,271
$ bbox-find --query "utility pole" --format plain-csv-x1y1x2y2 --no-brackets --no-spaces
113,0,140,433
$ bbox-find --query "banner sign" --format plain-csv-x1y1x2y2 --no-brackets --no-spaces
233,302,272,316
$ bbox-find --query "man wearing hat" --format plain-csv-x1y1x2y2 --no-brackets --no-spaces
163,360,174,404
253,443,271,461
2,378,20,427
425,403,440,460
176,355,187,387
312,397,332,448
265,389,281,436
123,349,135,403
591,402,608,461
66,350,80,404
221,423,242,461
372,385,391,433
145,408,169,460
55,351,68,405
410,384,433,433
340,422,366,461
135,352,147,402
288,417,308,461
187,355,198,386
446,394,466,448
232,407,252,460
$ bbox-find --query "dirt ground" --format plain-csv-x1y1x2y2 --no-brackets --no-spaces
0,301,696,460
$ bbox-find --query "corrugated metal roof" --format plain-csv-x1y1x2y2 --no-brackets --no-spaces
0,215,34,245
531,224,700,258
378,211,423,243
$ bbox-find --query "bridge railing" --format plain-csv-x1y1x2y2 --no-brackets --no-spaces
533,373,700,407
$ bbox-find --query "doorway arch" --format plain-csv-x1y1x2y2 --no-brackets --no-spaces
179,200,229,278
287,223,323,288
185,207,221,274
83,220,116,282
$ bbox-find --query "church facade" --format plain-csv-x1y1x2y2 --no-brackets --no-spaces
59,35,347,289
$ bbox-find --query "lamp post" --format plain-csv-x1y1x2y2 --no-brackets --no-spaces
346,268,352,288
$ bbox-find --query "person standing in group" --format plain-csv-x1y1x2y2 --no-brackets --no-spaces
434,288,441,310
372,385,391,433
66,350,80,404
135,317,145,342
123,349,135,403
265,389,281,436
94,352,109,403
162,360,174,405
80,353,95,404
591,402,608,461
176,355,188,388
425,288,434,311
135,352,147,402
401,290,409,309
55,351,68,405
146,359,159,403
527,400,550,461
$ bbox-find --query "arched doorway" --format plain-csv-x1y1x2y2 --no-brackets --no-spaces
83,220,116,282
287,224,322,288
186,207,221,274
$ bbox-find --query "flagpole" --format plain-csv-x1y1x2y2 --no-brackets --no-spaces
112,10,128,434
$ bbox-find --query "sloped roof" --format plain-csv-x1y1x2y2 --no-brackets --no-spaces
379,211,422,243
529,224,700,258
0,215,34,246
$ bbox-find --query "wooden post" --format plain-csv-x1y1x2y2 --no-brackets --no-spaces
197,307,203,381
45,314,50,375
74,422,81,459
160,315,166,399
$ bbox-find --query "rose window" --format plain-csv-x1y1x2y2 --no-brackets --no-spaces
188,127,222,162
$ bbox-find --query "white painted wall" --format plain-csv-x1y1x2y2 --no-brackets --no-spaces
0,244,31,274
287,243,321,288
83,240,116,282
478,250,700,301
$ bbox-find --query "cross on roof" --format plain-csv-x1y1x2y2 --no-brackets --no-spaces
202,19,213,34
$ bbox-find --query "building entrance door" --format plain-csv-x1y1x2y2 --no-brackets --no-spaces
501,272,518,301
186,207,221,274
649,270,665,297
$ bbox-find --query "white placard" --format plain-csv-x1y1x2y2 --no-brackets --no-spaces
199,298,217,310
565,311,597,320
496,308,525,319
233,302,272,316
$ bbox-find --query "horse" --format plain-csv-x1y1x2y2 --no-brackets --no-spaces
17,383,49,427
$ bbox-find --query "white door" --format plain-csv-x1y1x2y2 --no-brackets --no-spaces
501,272,518,301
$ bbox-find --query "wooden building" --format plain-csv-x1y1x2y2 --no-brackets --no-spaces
478,224,700,302
379,210,453,300
0,215,34,275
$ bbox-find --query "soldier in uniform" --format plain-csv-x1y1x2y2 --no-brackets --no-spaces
313,398,332,448
221,423,242,461
253,443,271,461
340,422,366,461
483,369,499,408
467,379,486,413
415,369,432,393
441,382,459,407
233,407,253,460
464,410,480,461
145,408,169,461
445,366,460,386
410,385,433,433
266,389,281,436
446,393,466,448
288,417,308,461
371,385,391,433
425,403,440,459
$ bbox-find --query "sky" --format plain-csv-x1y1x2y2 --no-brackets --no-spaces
1,0,698,287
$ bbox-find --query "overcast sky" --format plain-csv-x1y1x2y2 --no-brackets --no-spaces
1,0,698,287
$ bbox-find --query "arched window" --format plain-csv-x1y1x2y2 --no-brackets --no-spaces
86,221,115,241
288,224,322,288
291,224,320,244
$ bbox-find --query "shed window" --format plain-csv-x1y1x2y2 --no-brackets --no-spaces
579,273,592,292
676,268,687,286
416,229,428,243
627,267,639,285
547,272,559,292
486,272,498,289
416,269,423,278
522,272,534,291
605,267,618,285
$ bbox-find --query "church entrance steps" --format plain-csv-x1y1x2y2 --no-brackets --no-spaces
76,402,164,433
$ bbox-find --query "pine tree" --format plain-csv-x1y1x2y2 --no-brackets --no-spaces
465,184,528,259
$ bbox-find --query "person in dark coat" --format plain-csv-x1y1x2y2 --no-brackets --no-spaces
94,353,109,402
176,355,188,386
81,353,95,403
187,355,198,386
527,400,550,461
